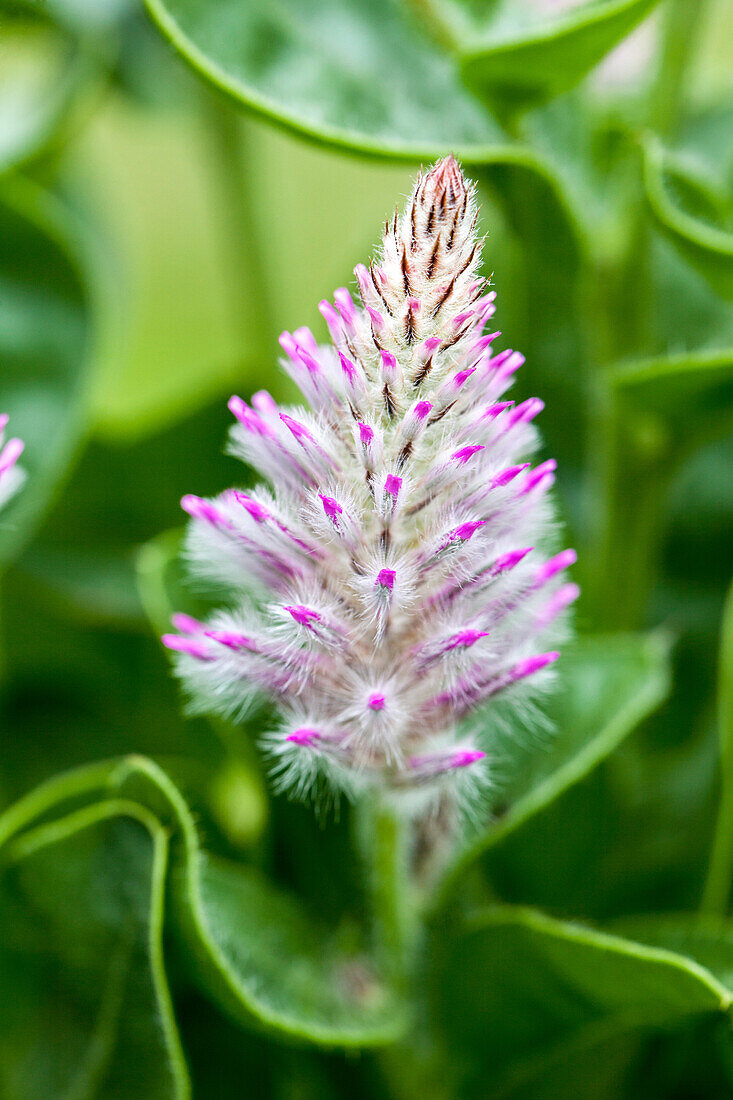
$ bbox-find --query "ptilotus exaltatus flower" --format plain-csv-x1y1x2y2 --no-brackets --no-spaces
0,415,24,510
164,157,578,816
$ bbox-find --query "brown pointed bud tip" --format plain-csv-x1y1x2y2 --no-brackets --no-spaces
425,155,467,204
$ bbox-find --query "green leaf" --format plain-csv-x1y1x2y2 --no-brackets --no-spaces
433,634,671,906
144,0,503,157
0,756,408,1064
643,133,733,301
0,799,190,1100
611,914,733,992
0,7,89,175
0,181,91,570
0,0,131,175
428,905,732,1099
460,0,661,115
175,853,407,1045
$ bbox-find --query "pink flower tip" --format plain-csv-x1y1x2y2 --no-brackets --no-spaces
170,612,205,634
252,390,279,414
285,604,321,626
449,629,489,650
475,330,501,350
492,463,530,489
287,728,320,747
227,394,247,420
376,568,396,590
449,750,486,769
483,401,513,420
414,401,433,421
508,398,544,426
367,693,386,711
384,474,402,497
0,437,24,474
493,547,533,574
512,651,560,681
319,493,343,519
161,634,211,661
452,444,484,465
334,287,355,321
339,352,358,382
451,519,485,542
181,495,223,526
535,548,577,585
204,629,254,651
453,367,476,389
318,299,340,325
234,492,269,523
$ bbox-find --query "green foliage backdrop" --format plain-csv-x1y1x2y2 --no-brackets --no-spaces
0,0,731,1095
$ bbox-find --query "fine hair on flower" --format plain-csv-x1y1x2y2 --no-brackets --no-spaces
164,156,578,821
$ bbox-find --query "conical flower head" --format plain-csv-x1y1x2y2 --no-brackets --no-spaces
0,415,24,509
165,158,578,814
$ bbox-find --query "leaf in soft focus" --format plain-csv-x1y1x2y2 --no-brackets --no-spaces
611,914,733,993
428,905,732,1099
643,127,733,302
0,182,91,570
459,0,662,116
176,854,406,1046
0,799,189,1100
45,0,136,35
434,633,670,904
0,757,408,1064
144,0,502,156
0,6,91,175
610,348,733,433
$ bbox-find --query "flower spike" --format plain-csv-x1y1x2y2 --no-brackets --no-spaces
166,159,576,818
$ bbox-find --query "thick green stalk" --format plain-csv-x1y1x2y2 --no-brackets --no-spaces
355,796,417,991
649,0,708,138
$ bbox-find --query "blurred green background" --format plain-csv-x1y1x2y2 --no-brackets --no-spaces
0,0,732,1096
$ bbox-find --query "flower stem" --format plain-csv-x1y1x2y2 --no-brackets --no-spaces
355,796,417,990
649,0,708,138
